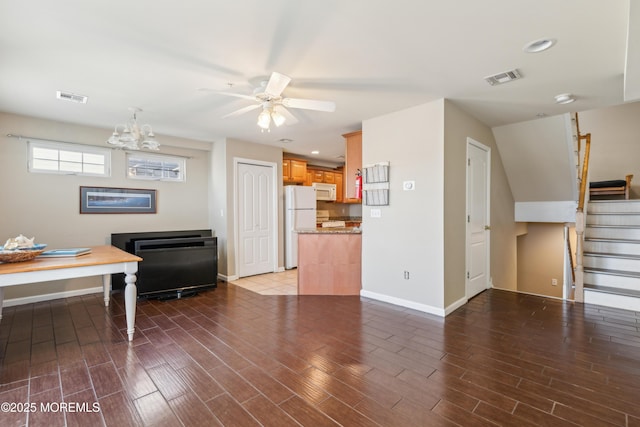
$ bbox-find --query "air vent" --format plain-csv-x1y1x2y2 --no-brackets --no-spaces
484,69,522,86
56,91,88,104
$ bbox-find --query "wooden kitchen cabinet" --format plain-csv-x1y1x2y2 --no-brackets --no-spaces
323,171,335,183
308,168,337,184
283,158,307,183
343,130,362,203
335,171,343,202
312,170,324,183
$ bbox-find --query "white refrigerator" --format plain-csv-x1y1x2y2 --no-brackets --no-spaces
285,185,316,269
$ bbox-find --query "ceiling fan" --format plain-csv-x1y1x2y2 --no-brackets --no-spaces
211,72,336,131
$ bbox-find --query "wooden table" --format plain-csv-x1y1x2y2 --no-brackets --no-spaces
0,245,142,341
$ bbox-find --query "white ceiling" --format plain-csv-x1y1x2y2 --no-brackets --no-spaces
0,0,635,163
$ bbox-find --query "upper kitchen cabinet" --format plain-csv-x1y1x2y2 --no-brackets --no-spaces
283,158,307,183
343,130,362,203
309,168,336,184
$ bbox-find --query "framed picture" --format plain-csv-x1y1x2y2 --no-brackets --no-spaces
80,186,157,214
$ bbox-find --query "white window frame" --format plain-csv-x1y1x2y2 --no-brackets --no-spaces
28,140,111,177
126,152,186,182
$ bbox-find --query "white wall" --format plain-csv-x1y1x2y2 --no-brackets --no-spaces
210,138,284,279
580,101,640,197
444,100,518,303
360,99,518,316
361,100,446,314
0,112,212,301
492,114,576,202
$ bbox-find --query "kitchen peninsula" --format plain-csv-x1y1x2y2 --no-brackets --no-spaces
296,227,362,295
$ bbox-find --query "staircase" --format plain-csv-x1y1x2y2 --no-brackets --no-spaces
583,199,640,311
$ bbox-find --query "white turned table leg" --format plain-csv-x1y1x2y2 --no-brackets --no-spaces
102,274,112,307
123,263,138,342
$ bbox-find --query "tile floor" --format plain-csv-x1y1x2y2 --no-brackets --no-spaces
229,270,298,295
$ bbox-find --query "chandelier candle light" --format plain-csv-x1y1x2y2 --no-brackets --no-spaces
107,107,160,150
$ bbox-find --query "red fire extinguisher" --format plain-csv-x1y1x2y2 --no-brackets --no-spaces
355,169,363,199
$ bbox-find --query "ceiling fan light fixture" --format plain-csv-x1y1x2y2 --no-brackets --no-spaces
257,109,271,129
271,109,286,127
554,93,575,104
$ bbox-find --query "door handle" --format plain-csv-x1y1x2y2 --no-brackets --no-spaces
484,225,491,230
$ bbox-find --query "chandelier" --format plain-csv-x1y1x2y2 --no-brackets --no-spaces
257,103,286,132
106,107,160,150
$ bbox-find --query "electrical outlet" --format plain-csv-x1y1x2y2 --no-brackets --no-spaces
551,278,558,286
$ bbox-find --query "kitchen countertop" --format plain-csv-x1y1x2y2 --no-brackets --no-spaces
296,227,362,234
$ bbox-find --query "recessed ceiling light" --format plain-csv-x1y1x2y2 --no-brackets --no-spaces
523,38,556,53
311,150,319,155
278,138,293,143
554,93,576,104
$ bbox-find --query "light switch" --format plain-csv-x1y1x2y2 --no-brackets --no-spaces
370,208,381,218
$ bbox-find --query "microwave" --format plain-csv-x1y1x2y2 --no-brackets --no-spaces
312,182,337,201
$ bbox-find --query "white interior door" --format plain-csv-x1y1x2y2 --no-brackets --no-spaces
237,162,275,277
466,139,491,299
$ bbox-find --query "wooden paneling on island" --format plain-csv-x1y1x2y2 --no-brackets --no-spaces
296,229,361,295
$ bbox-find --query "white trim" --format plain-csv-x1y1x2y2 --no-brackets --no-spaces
233,157,279,278
466,138,491,299
218,273,239,282
126,151,186,182
27,139,111,177
515,201,577,222
491,286,566,301
3,286,102,308
444,296,468,315
360,290,446,317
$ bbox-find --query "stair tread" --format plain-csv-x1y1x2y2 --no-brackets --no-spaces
583,284,640,298
584,252,640,259
584,267,640,278
585,237,640,244
588,211,640,214
586,224,640,228
589,199,640,203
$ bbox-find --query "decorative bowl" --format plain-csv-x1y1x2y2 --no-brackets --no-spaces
0,244,47,263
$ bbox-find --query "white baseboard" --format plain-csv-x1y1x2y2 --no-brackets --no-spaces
360,290,446,317
3,286,103,308
218,273,238,282
492,286,565,301
444,296,468,315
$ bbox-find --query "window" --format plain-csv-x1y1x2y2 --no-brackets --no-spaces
28,140,110,177
126,152,186,182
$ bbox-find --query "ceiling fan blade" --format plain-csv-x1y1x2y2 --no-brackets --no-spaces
222,104,260,118
210,91,256,101
264,72,291,97
282,97,336,112
274,105,299,125
199,88,256,101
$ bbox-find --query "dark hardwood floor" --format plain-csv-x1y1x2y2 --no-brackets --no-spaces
1,283,640,426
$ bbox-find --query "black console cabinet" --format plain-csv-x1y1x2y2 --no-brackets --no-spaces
111,230,217,299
